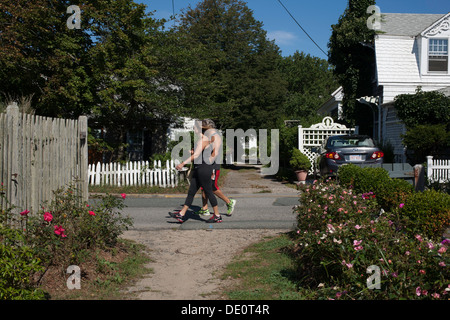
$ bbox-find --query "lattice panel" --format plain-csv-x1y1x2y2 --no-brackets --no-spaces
298,117,358,175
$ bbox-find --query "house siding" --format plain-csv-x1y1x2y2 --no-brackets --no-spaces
374,13,450,163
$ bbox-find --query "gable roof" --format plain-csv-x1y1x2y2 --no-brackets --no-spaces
379,13,446,36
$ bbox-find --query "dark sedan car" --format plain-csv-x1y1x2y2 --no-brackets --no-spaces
317,135,384,177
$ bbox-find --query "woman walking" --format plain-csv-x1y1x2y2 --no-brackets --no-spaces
173,120,222,223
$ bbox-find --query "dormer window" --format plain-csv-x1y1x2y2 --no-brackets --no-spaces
428,38,448,72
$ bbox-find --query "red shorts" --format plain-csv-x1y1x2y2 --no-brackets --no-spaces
201,169,220,192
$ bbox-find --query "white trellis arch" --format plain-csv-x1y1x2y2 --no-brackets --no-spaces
298,117,358,174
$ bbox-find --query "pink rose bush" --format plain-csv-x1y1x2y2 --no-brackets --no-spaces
293,179,449,300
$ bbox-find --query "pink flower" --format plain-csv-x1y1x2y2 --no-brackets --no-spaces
419,269,426,275
88,210,96,216
399,203,405,209
354,225,361,230
427,242,435,250
354,246,363,251
432,293,440,299
415,234,423,242
121,193,127,199
416,287,421,296
20,209,30,216
353,240,363,246
439,262,446,267
44,211,53,222
438,246,447,254
54,225,67,238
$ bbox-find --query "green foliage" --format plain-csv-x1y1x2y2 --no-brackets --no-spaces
177,0,287,130
0,227,45,300
289,148,311,171
400,190,450,241
293,180,449,300
394,89,450,129
279,52,338,121
328,0,377,124
338,164,413,212
0,184,132,299
401,124,450,163
337,164,449,240
25,186,132,266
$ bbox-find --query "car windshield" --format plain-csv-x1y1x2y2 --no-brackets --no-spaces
326,136,375,148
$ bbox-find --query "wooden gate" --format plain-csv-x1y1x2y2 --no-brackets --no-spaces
0,103,88,213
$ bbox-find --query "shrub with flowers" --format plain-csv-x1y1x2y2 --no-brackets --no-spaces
337,164,449,241
293,179,449,300
0,184,132,299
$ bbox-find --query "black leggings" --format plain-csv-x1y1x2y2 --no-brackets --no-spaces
184,164,218,208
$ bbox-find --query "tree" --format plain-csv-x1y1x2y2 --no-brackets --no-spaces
176,0,287,130
279,51,338,123
0,0,94,118
328,0,377,126
395,88,450,162
0,0,212,160
394,88,450,129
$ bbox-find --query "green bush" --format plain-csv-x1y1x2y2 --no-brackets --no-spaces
338,164,414,212
0,227,45,300
26,186,132,266
0,184,132,299
401,124,450,164
400,190,450,241
294,180,449,300
290,148,311,171
338,164,390,195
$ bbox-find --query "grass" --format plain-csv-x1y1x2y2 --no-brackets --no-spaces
221,232,304,300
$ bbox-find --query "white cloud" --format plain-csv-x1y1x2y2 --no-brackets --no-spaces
267,30,298,45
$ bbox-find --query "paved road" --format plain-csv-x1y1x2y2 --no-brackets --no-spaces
116,193,300,231
91,165,303,231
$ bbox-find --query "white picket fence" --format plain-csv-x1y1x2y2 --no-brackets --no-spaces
88,160,181,187
427,156,450,183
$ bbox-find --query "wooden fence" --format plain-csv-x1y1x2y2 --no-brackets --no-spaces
427,156,450,183
0,103,88,213
88,160,181,187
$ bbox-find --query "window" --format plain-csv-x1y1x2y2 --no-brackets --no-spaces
429,39,448,72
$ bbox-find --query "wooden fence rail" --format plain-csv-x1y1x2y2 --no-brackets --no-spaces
0,103,88,213
88,160,181,188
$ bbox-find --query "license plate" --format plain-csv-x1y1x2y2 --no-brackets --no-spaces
349,155,363,161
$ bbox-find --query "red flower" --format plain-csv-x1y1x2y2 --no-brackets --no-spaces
20,209,30,216
54,225,67,238
121,193,127,199
44,211,53,222
88,210,96,216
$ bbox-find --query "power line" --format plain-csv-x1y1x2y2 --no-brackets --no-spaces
276,0,328,57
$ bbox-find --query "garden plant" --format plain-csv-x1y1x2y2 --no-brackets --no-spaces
0,184,133,299
292,165,449,300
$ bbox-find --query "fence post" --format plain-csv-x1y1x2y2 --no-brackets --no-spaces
426,156,433,183
6,103,19,211
78,116,88,201
413,164,425,192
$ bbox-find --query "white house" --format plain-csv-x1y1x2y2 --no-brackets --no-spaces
377,12,450,162
320,12,450,162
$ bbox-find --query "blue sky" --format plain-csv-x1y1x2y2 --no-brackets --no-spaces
138,0,450,59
